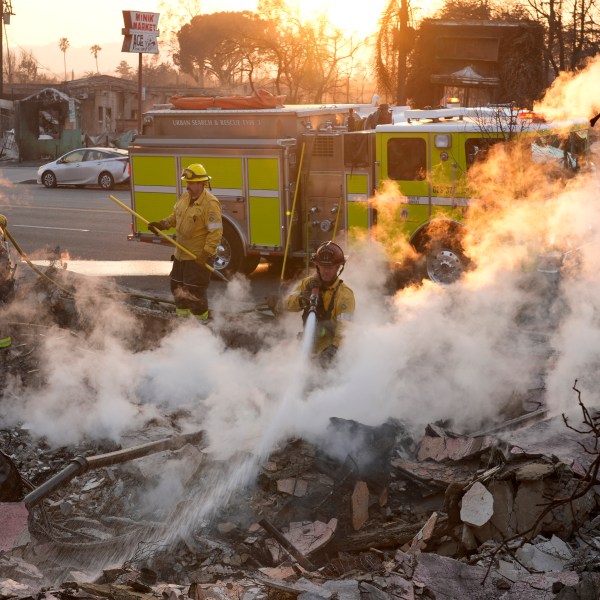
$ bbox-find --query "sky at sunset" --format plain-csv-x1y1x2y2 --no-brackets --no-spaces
4,0,398,77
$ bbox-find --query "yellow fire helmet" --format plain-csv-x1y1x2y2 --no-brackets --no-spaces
181,163,211,183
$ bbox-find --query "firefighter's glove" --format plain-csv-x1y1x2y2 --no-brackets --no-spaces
308,278,321,291
147,221,164,235
319,344,338,367
298,288,316,309
197,250,213,266
298,292,309,309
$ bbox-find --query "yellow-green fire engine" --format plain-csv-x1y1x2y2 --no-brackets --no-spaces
127,103,589,283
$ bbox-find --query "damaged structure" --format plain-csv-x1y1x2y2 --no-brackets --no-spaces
15,88,82,162
407,20,546,108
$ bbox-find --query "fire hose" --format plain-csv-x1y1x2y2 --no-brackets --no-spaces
108,195,230,283
23,430,205,509
1,225,73,296
1,224,175,306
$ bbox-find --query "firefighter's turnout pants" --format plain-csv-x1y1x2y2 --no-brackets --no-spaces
170,258,212,317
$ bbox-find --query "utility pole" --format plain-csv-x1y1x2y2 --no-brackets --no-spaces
0,1,14,98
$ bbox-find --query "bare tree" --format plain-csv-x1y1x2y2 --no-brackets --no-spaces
158,0,203,58
373,0,415,104
525,0,599,77
254,0,364,103
90,45,102,74
58,37,69,82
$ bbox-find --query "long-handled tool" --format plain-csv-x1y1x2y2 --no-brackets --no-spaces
108,195,230,283
0,430,205,552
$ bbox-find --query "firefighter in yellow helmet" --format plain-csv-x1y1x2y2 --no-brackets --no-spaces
148,164,223,321
287,241,355,366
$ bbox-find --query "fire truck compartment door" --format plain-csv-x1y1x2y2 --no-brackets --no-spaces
180,157,244,199
346,173,371,238
131,155,178,232
247,157,282,247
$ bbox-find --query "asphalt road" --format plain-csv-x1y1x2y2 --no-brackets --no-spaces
0,166,283,304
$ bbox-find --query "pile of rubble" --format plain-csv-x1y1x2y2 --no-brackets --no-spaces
2,402,600,600
2,259,600,598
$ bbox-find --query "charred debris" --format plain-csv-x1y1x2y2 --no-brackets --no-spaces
2,252,600,598
2,397,600,600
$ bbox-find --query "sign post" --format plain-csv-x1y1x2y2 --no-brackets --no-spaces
122,11,160,133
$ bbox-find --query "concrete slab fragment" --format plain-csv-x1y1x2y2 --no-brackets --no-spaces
406,512,437,553
516,536,574,572
513,462,556,481
460,482,494,527
322,579,361,600
412,552,500,598
0,578,36,599
0,502,29,552
276,477,309,497
265,519,337,562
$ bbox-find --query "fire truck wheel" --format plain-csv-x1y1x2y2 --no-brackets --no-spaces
413,222,470,285
425,245,467,285
214,223,260,276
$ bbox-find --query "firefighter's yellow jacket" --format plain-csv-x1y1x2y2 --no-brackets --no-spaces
163,189,223,261
287,276,355,354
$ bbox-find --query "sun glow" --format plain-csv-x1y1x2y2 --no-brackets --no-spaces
202,0,431,39
297,0,390,38
292,0,444,37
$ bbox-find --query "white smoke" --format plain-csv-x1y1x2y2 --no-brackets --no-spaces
1,59,600,546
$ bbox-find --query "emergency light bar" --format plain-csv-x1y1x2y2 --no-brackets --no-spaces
517,110,546,122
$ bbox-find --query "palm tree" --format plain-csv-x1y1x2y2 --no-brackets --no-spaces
90,44,102,73
58,37,70,81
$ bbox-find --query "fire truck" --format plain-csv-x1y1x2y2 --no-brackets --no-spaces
127,103,589,283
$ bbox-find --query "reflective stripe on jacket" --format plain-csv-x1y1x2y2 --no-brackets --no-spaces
163,189,223,261
287,276,355,354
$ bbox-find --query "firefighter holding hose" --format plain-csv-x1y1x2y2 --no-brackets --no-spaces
147,164,223,322
287,241,355,366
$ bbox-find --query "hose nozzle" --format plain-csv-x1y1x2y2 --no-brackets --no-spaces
309,286,320,311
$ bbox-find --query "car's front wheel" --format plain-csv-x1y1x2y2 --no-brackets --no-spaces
98,172,114,190
41,171,57,188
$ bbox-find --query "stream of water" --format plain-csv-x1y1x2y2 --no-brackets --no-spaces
167,309,319,542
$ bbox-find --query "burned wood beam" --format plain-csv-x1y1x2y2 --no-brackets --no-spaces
329,514,449,553
258,518,317,572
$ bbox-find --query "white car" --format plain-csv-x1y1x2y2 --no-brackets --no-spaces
37,147,130,190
